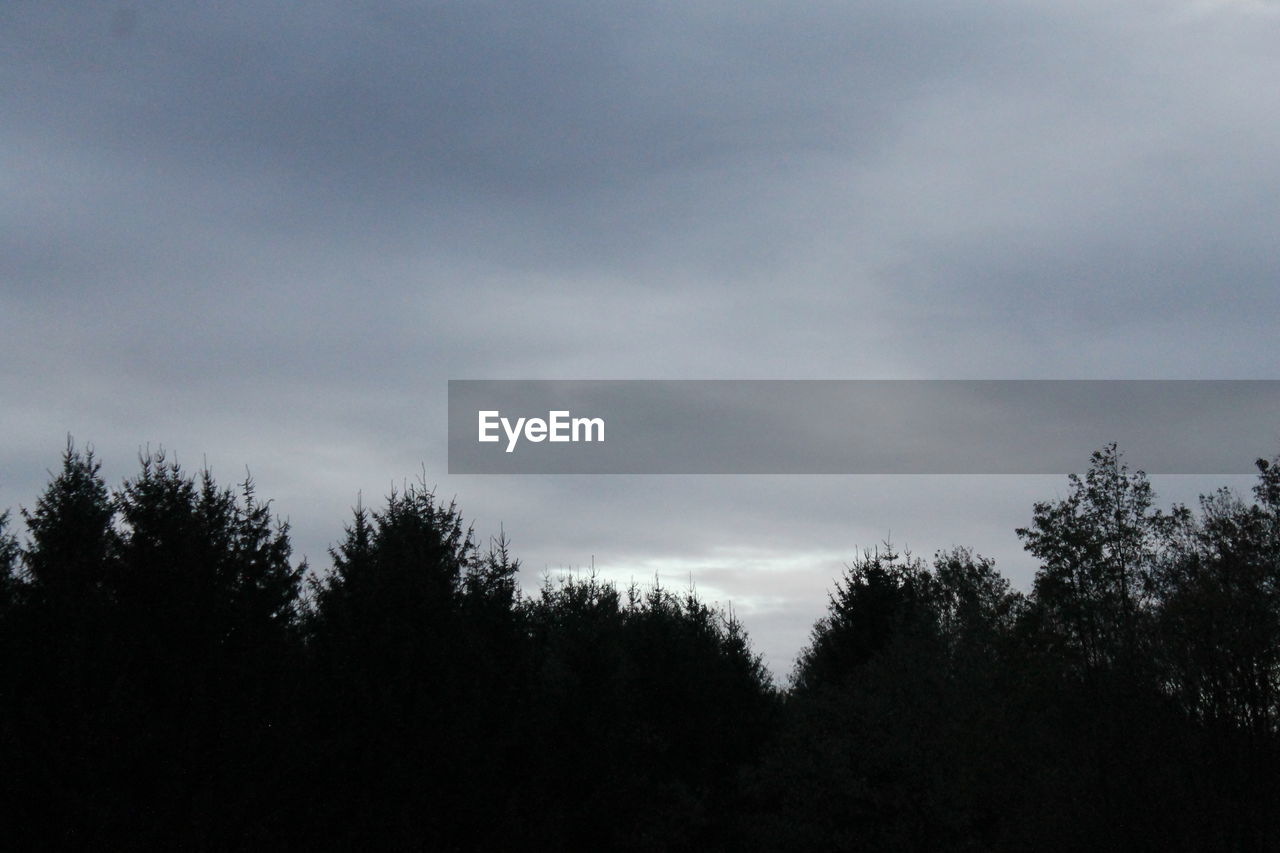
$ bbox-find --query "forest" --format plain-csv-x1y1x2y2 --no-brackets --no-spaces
2,440,1280,850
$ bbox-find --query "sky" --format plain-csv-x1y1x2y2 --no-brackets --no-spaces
3,0,1279,677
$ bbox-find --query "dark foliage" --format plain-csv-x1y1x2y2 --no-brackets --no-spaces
746,446,1280,852
3,440,1280,850
517,574,778,850
3,445,305,848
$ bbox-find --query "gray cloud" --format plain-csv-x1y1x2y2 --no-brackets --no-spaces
3,0,1279,675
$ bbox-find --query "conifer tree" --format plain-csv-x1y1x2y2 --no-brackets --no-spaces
21,438,114,607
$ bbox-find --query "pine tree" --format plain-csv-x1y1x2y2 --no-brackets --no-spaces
0,510,18,615
21,437,114,607
791,544,933,693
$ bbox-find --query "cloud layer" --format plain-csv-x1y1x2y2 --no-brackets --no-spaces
4,0,1278,673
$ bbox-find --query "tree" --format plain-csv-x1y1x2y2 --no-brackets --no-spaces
2,441,123,845
520,572,777,850
791,544,934,694
1017,443,1166,675
932,545,1024,656
1154,456,1280,735
1156,489,1277,731
20,437,114,607
84,451,305,846
0,510,18,615
1,446,308,847
310,483,474,638
306,481,518,848
112,451,303,652
756,545,1024,851
1010,445,1246,850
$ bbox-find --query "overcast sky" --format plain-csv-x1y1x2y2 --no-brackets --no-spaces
3,0,1278,676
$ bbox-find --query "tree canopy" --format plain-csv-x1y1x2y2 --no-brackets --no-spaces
2,439,1279,849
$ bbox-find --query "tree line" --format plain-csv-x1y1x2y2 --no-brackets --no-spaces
2,440,1279,849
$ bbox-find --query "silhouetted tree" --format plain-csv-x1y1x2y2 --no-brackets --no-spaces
752,546,1027,851
1145,458,1280,847
1010,445,1238,851
306,482,531,848
0,510,17,615
0,509,22,830
932,546,1024,656
3,445,307,847
1018,443,1166,677
103,451,305,845
791,544,934,695
20,438,114,608
4,440,121,846
520,572,777,850
12,437,1280,850
111,451,302,652
1155,482,1280,731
